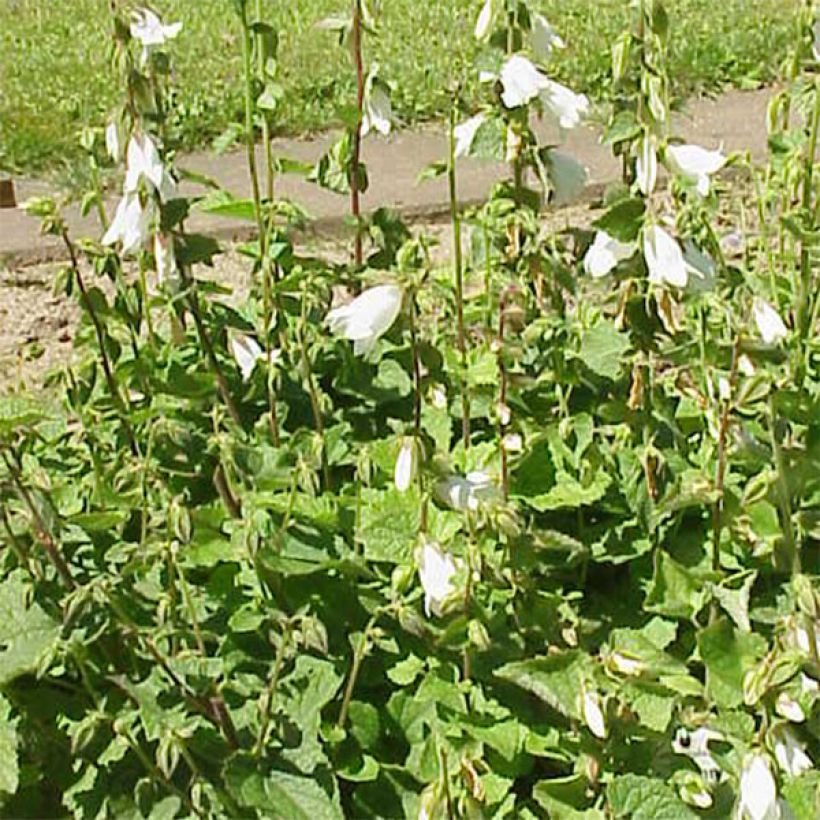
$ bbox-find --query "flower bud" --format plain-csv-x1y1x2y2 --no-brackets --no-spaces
580,689,607,739
395,437,419,493
468,620,491,652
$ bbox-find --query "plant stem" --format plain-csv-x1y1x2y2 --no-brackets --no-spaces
768,395,800,574
255,0,275,202
2,450,75,588
448,99,470,452
61,230,138,456
710,337,740,621
409,290,427,531
254,625,292,756
180,277,242,426
498,290,510,501
350,0,365,268
297,288,329,490
796,80,820,380
337,614,377,729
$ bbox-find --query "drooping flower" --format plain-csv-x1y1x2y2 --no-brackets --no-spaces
417,542,459,617
546,150,587,205
103,193,152,255
502,433,523,453
775,692,805,724
607,651,645,677
736,753,779,820
474,0,495,41
772,726,813,777
666,143,727,196
361,68,393,137
130,8,182,63
125,133,176,202
530,14,565,61
636,135,658,196
454,114,486,158
672,727,724,783
435,471,496,512
154,232,178,288
326,284,403,357
105,122,122,163
580,689,607,739
230,333,279,382
394,438,418,493
643,224,688,288
540,79,589,129
752,298,788,345
583,231,636,278
500,55,550,108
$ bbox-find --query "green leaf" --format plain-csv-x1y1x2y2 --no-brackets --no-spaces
195,191,257,221
387,654,425,686
644,550,707,621
534,775,604,819
713,572,757,632
359,487,421,563
621,681,675,732
698,619,767,709
0,695,19,795
578,321,631,381
496,652,594,721
522,470,611,512
592,197,646,242
608,774,698,819
782,771,820,820
0,572,60,685
0,395,46,436
225,758,343,819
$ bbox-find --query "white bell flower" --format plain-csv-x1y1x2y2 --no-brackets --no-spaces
125,133,176,202
105,122,122,163
580,689,607,739
775,692,805,723
435,471,496,512
607,651,645,677
672,727,724,783
666,144,727,197
230,333,280,382
154,232,178,288
643,225,688,288
326,284,403,357
502,433,523,453
130,8,182,64
500,55,550,108
474,0,495,41
814,19,819,62
736,753,779,820
584,231,636,278
530,14,565,61
417,542,460,617
394,438,418,493
752,298,788,345
362,70,393,137
540,79,589,129
103,193,152,255
546,150,587,205
636,135,658,196
772,726,813,777
454,114,486,158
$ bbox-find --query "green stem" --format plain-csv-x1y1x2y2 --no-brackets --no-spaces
448,100,470,453
768,396,800,574
254,625,292,756
61,230,138,456
350,0,365,268
337,615,378,729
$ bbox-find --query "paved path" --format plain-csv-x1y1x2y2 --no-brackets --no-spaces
0,88,773,267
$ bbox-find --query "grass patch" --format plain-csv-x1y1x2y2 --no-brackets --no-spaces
0,0,798,176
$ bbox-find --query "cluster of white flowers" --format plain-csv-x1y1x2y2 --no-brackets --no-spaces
103,10,182,269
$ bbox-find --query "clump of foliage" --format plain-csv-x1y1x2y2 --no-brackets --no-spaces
1,1,819,818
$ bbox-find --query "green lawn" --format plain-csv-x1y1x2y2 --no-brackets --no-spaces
0,0,799,176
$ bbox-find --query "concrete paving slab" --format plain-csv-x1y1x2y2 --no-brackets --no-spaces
0,88,773,268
